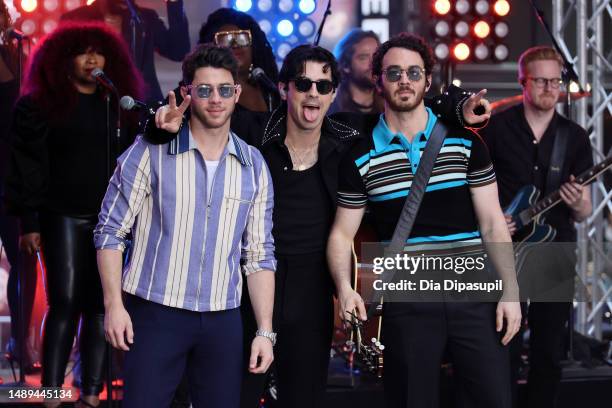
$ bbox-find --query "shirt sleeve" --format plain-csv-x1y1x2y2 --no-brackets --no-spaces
467,132,497,187
241,149,276,275
94,137,151,252
337,145,369,209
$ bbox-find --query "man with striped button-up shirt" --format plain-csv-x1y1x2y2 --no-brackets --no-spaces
94,44,276,408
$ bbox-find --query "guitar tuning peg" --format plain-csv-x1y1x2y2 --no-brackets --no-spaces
375,341,382,348
371,337,377,343
379,345,385,350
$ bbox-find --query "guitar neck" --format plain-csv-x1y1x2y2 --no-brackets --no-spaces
521,158,612,221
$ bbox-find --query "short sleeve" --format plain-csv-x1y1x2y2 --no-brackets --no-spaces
467,132,496,187
337,146,369,209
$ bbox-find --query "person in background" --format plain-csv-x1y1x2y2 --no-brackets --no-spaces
5,22,143,408
330,28,382,114
61,0,190,103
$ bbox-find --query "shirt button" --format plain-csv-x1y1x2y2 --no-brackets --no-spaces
534,165,539,170
283,166,288,171
533,140,538,144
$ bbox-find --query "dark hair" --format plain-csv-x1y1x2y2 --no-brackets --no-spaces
22,22,144,121
333,29,380,74
198,7,278,83
371,33,435,79
279,44,340,88
182,44,238,85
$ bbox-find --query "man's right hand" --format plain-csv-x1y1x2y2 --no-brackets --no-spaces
104,303,134,351
154,90,191,133
19,233,41,255
338,287,367,324
504,214,517,236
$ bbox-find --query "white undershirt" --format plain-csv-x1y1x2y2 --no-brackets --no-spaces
205,160,219,199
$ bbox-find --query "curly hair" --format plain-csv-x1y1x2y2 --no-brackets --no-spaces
22,22,144,121
198,8,278,83
182,43,238,85
371,33,436,79
279,44,340,88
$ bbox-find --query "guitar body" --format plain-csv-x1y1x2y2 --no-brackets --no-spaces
505,185,557,244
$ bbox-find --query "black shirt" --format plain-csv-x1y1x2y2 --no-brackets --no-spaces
480,103,593,242
272,160,332,254
5,93,136,232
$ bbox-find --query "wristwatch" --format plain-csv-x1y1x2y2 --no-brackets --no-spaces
255,329,277,346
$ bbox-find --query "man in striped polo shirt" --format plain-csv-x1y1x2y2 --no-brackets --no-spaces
327,33,521,407
94,44,276,408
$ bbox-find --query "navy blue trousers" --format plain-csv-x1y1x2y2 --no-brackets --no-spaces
122,295,243,408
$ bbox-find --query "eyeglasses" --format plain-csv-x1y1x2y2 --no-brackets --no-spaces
292,77,335,95
187,84,239,99
214,30,252,48
381,66,426,82
525,77,563,89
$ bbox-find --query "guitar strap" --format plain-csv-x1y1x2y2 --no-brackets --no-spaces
545,118,569,195
366,120,449,319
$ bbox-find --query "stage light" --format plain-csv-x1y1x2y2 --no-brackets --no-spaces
474,21,490,39
277,19,294,37
86,0,95,5
258,19,271,34
474,43,489,60
452,79,462,87
20,19,36,35
455,0,470,15
434,0,451,16
453,42,471,61
298,0,316,14
454,21,469,37
235,0,252,12
493,44,509,61
277,42,292,59
43,0,58,12
65,0,80,10
278,0,293,13
434,20,450,37
298,19,315,37
257,0,272,12
434,43,450,60
494,0,510,17
21,0,37,12
42,19,57,33
569,81,579,93
475,0,489,15
494,21,509,38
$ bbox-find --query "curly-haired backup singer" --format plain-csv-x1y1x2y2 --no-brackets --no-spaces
5,22,143,408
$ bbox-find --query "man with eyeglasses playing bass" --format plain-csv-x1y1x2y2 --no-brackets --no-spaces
480,46,593,408
148,44,492,408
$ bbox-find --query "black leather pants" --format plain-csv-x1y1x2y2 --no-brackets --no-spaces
40,214,106,396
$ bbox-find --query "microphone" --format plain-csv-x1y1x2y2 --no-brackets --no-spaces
91,68,117,94
120,95,154,114
5,27,28,40
250,67,279,96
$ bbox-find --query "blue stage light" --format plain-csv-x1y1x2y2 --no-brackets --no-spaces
277,19,294,37
235,0,253,12
298,0,316,14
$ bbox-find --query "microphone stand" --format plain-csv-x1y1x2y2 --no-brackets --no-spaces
314,0,332,46
527,0,584,365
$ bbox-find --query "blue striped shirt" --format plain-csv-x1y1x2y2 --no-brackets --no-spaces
94,125,276,312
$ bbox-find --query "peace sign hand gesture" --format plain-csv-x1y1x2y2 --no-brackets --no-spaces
154,90,191,133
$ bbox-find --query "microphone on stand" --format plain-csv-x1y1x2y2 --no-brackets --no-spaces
5,27,28,40
91,68,118,94
250,67,279,96
120,95,155,115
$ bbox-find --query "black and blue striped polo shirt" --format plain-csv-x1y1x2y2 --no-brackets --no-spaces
338,108,496,246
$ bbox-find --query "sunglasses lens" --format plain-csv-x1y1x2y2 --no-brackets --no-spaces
385,68,402,82
215,34,231,47
316,81,333,95
196,86,211,98
218,85,235,98
407,67,423,81
294,78,312,92
235,33,251,47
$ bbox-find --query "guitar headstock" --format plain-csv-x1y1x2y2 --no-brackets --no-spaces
343,311,384,378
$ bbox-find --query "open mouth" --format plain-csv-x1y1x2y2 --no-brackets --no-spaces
302,104,321,122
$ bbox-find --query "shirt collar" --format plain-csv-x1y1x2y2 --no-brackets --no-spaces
168,123,250,166
372,107,437,153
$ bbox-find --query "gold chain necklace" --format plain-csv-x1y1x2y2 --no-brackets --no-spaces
286,140,319,171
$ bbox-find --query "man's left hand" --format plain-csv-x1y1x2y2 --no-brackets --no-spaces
560,175,584,211
249,336,274,374
463,89,492,125
496,301,521,346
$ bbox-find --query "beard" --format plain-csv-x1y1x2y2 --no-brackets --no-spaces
349,72,375,90
532,92,557,111
191,104,233,130
382,83,426,113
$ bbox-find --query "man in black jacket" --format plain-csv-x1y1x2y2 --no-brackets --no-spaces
61,0,190,103
148,44,491,407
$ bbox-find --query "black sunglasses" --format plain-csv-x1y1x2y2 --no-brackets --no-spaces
292,77,335,95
